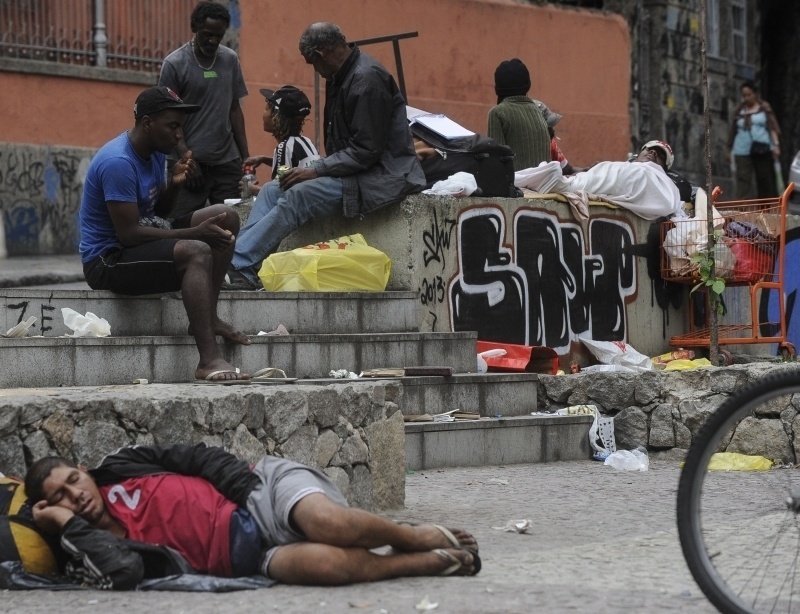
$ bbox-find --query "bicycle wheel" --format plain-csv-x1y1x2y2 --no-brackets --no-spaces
677,368,800,614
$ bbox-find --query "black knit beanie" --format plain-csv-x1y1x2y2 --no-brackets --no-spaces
494,58,531,102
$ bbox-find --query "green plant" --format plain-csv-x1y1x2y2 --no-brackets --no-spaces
689,229,726,315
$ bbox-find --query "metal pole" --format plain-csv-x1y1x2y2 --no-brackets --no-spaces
392,39,407,102
700,0,719,364
92,0,108,67
313,71,321,153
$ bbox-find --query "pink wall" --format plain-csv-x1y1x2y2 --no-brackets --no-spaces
238,0,631,168
0,0,630,167
0,72,145,149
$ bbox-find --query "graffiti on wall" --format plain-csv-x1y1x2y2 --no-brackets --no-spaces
763,227,800,352
7,293,57,335
0,146,91,255
447,206,637,354
417,209,457,329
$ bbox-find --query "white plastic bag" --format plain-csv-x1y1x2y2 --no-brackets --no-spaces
477,348,507,374
62,308,111,337
579,335,652,371
423,172,478,197
604,448,649,472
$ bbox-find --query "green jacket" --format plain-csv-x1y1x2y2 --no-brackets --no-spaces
487,96,550,171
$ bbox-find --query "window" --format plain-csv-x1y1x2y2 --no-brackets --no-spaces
706,0,721,57
731,0,747,63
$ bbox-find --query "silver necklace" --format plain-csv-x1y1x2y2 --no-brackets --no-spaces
191,38,218,71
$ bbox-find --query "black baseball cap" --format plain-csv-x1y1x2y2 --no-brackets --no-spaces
134,86,201,120
260,85,311,118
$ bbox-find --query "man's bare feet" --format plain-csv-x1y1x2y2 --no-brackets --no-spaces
188,318,251,345
428,548,478,576
195,358,251,381
399,524,479,553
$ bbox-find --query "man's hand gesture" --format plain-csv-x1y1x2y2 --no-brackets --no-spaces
172,150,200,188
189,212,235,250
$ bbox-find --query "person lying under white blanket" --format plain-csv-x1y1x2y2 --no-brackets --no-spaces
514,140,686,220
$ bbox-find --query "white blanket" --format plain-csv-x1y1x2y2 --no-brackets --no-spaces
514,160,684,220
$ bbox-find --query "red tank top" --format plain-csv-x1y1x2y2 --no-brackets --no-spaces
99,474,237,576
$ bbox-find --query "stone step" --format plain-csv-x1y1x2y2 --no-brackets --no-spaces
0,331,477,388
300,372,539,417
0,289,420,337
404,414,593,470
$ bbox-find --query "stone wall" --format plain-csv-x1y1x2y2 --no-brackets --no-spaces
0,381,406,512
536,363,800,463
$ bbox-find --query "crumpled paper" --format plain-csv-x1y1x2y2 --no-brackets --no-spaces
415,596,439,611
257,324,289,336
62,308,111,338
492,518,533,533
423,172,478,197
2,316,36,338
329,369,359,379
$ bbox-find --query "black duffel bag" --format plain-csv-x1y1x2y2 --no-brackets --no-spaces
411,122,521,197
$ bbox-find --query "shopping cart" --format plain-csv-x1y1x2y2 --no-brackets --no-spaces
660,183,796,365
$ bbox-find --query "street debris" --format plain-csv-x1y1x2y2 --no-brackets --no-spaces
415,595,439,610
492,518,533,533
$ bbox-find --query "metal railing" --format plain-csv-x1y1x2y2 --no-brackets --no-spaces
0,0,197,73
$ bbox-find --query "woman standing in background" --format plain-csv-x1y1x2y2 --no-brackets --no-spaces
726,81,781,198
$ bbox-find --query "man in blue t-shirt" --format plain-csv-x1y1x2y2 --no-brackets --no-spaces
79,86,251,382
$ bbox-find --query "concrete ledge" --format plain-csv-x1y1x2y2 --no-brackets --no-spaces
241,194,455,291
0,289,420,337
293,373,539,417
405,414,593,470
0,381,406,512
0,331,478,387
397,372,538,417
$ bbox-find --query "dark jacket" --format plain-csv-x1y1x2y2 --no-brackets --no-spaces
90,443,260,507
313,45,426,217
55,444,264,590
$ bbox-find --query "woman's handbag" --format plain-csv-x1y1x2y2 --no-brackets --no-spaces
750,140,772,157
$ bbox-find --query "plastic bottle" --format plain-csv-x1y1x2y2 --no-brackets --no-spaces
241,165,255,199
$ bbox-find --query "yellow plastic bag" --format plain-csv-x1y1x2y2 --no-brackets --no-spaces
259,234,391,291
707,452,773,471
663,358,712,371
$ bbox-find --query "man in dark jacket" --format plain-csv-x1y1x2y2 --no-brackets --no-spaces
224,22,427,290
24,444,479,588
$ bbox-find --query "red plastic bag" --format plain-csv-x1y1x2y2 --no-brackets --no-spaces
476,340,559,374
727,239,773,283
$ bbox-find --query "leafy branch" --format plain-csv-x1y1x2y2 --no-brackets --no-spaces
690,229,726,315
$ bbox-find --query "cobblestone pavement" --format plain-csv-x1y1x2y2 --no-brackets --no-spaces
1,458,717,613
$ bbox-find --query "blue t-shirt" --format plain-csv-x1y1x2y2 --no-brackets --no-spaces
732,109,772,156
79,132,167,263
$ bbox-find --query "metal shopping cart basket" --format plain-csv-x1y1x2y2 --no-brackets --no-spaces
659,183,795,364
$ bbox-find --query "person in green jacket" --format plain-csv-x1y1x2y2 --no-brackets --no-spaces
487,58,551,171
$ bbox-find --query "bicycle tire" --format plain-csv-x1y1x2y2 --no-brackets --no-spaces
677,368,800,614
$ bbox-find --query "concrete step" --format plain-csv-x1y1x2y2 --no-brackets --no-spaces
300,372,539,418
404,414,593,470
0,331,477,388
0,289,420,337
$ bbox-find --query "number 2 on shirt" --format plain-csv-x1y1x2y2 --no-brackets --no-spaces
107,484,141,510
